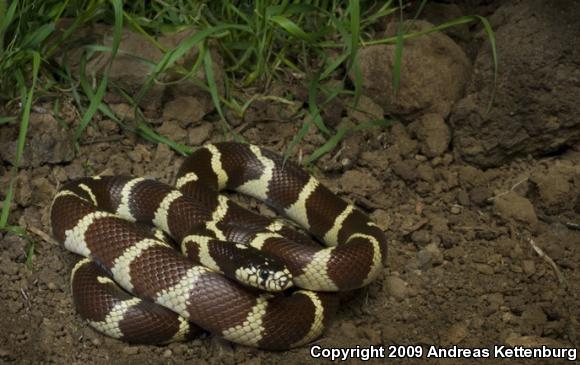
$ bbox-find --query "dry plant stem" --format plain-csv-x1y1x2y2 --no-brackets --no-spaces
28,225,59,246
487,177,529,202
527,237,567,289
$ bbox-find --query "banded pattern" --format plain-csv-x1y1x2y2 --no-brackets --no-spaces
52,142,387,349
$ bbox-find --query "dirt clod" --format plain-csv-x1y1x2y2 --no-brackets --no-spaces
493,191,538,226
354,20,470,119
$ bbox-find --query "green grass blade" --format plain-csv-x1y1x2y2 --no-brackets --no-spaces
475,15,498,113
73,0,123,143
270,15,314,43
135,122,192,155
304,128,348,164
0,116,16,124
305,118,395,164
348,0,360,66
73,73,108,142
202,48,243,142
283,112,311,164
320,51,349,80
136,24,249,106
0,0,18,50
0,51,40,229
307,71,332,136
21,23,55,49
109,0,124,59
392,1,405,95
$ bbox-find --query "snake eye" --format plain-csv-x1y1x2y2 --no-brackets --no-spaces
259,269,270,281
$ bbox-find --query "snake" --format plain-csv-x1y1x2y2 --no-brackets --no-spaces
50,142,387,350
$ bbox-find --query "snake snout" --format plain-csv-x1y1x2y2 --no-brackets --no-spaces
264,267,293,292
235,263,294,292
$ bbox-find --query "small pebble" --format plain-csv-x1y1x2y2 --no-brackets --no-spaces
450,205,462,214
123,346,139,355
414,243,444,269
188,123,213,146
0,258,19,276
522,260,536,275
474,263,494,275
360,327,382,344
443,322,469,345
431,156,442,166
411,230,430,245
384,276,409,299
163,349,172,358
370,209,391,231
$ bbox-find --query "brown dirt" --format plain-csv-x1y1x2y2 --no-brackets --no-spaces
1,1,579,365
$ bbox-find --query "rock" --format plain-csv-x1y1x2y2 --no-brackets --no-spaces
470,186,492,206
425,243,443,265
456,189,470,206
384,276,409,299
161,29,226,98
521,260,536,275
156,120,187,142
10,172,32,207
414,114,451,157
417,164,435,182
339,127,364,169
162,95,212,125
474,263,494,275
519,306,548,335
442,322,469,345
338,170,381,195
360,151,390,173
494,191,538,226
88,29,167,110
450,0,580,167
359,327,382,344
0,259,19,276
370,209,391,231
127,144,151,163
530,163,579,215
390,123,418,157
122,346,139,355
108,103,135,120
31,177,56,205
0,348,14,362
150,143,174,179
457,165,486,187
188,123,214,146
504,333,570,348
54,24,224,110
420,3,470,41
348,95,385,122
411,230,430,245
353,20,470,119
0,113,74,168
392,160,419,182
450,205,462,215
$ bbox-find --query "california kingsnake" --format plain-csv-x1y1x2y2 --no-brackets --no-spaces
51,142,387,350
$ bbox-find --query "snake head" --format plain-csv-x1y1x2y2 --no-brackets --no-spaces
235,258,293,292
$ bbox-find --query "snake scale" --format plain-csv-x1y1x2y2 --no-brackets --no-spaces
50,142,387,350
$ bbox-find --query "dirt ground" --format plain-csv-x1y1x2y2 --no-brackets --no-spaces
1,1,579,364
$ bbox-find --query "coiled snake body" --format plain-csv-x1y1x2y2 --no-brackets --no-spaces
51,142,387,350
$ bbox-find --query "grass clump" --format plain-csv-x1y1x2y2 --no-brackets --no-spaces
0,0,497,241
